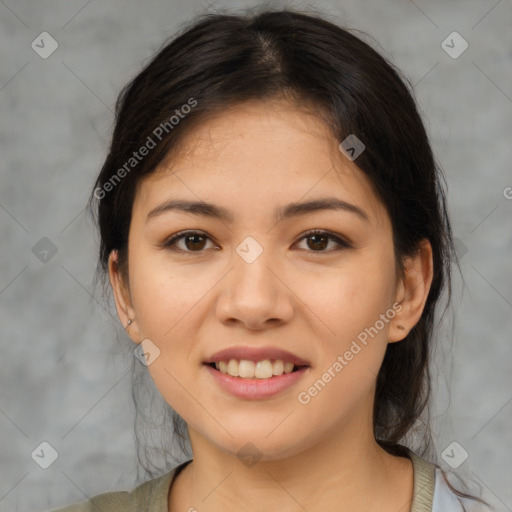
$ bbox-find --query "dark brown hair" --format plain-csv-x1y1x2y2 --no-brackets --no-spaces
88,7,487,506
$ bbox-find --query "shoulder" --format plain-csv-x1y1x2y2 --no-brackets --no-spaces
45,467,178,512
407,448,490,512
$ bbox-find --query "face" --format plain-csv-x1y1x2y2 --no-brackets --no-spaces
110,98,421,461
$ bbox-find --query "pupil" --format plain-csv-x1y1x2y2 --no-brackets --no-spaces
308,234,327,251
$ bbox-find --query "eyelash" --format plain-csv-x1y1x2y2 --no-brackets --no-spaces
161,229,352,255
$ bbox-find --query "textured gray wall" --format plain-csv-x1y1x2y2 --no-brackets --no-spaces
1,1,511,511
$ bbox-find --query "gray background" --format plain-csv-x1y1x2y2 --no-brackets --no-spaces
1,0,511,511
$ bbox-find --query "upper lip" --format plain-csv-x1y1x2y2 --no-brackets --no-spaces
204,346,310,367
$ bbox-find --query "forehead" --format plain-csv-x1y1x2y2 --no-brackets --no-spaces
133,99,387,228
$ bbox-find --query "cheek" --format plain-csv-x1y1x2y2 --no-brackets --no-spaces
293,253,396,345
292,254,396,412
293,267,395,430
129,262,208,423
129,254,211,339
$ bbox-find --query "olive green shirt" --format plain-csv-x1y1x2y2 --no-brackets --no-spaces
47,451,464,512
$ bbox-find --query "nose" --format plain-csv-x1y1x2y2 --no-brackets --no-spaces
215,247,294,330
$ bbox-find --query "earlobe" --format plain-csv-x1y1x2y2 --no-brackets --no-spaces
389,239,434,343
108,250,141,343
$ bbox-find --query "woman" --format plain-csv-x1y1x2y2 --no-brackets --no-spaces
49,8,489,512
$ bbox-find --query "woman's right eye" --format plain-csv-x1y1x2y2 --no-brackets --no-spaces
162,231,217,253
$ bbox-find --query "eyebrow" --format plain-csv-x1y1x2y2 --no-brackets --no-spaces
146,197,370,224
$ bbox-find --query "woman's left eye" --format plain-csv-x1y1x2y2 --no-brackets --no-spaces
161,229,351,254
295,229,352,252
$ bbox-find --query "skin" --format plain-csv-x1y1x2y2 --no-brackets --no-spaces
109,98,433,512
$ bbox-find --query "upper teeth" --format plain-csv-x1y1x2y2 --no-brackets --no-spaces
215,359,295,379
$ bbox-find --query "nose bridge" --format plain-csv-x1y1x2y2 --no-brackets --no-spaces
232,236,280,300
216,236,294,326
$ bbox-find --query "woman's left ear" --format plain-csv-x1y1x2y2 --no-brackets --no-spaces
388,239,434,343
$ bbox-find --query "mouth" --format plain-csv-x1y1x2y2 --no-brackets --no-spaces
202,346,310,399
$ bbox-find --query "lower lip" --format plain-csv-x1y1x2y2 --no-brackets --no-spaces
204,364,309,400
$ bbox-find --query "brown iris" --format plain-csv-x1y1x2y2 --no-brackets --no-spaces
306,233,329,251
183,233,208,251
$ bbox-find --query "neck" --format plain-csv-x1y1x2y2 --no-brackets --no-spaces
170,420,413,512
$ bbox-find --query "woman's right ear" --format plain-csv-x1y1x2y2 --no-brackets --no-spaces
108,250,141,343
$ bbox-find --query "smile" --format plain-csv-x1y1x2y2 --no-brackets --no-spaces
203,346,311,400
211,359,298,379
